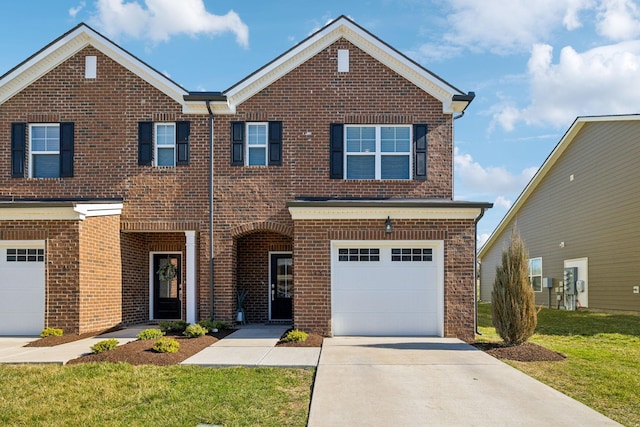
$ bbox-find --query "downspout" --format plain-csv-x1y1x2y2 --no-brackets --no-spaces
474,208,487,336
205,100,215,319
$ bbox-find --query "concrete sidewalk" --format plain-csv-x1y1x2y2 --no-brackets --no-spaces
308,337,620,427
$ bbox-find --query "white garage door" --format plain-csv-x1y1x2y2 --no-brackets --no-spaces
332,241,443,336
0,241,46,335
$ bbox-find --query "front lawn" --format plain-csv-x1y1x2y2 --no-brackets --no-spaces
0,364,313,426
477,302,640,426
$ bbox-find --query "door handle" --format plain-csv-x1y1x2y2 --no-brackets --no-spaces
271,283,275,301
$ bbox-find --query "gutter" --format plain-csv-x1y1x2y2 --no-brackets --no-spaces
205,100,215,319
474,207,487,336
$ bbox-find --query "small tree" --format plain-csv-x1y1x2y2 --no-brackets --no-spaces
491,228,537,345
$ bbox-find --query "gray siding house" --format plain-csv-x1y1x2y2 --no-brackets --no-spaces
479,115,640,313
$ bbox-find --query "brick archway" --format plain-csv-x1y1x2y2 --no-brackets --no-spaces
230,221,293,239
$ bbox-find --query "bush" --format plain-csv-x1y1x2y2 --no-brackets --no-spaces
491,229,538,345
40,327,63,338
158,320,189,334
183,324,207,338
136,328,164,341
198,319,231,332
91,339,119,354
152,337,180,353
281,329,308,343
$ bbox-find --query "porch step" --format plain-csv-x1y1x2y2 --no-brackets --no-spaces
266,320,293,326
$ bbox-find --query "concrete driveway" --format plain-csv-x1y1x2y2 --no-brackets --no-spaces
308,337,620,427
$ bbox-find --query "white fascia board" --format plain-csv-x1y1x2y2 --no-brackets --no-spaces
0,203,122,221
224,18,462,112
289,206,483,220
0,25,188,106
183,100,235,115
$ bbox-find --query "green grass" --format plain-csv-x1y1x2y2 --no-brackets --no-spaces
0,364,313,426
478,302,640,427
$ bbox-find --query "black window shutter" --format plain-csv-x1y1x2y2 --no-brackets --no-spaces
268,121,282,166
176,121,190,165
59,122,74,178
231,121,245,165
11,123,26,178
413,124,428,180
329,123,344,179
138,121,153,166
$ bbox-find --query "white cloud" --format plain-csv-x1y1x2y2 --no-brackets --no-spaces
596,0,640,40
493,40,640,129
69,1,86,18
494,196,513,209
454,148,538,194
90,0,249,47
477,233,491,249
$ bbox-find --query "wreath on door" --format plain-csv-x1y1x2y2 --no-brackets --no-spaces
157,260,177,281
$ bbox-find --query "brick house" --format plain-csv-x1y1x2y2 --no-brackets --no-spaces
0,16,490,341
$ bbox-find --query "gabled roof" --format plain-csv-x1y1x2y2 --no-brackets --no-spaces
0,23,189,107
478,114,640,258
222,15,474,114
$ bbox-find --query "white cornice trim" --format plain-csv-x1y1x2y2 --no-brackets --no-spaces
288,206,483,220
0,203,122,221
224,17,464,113
0,25,188,106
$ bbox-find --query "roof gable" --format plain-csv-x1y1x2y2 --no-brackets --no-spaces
223,16,472,114
0,23,188,106
478,114,640,258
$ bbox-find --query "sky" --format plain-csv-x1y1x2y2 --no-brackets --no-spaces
2,0,640,246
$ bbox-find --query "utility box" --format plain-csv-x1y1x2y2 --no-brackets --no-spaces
564,267,578,295
542,277,553,288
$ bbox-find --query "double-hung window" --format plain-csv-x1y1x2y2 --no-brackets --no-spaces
29,124,61,178
528,257,543,292
246,122,268,166
345,125,411,180
155,123,176,167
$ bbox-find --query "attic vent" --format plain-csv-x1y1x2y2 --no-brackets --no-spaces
338,49,349,72
85,56,97,79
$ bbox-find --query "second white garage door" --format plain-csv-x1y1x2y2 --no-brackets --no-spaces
331,241,443,336
0,241,46,336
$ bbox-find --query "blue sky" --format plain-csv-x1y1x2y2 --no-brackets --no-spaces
3,0,640,244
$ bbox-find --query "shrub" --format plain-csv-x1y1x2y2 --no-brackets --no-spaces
158,320,189,334
491,229,538,345
40,327,63,338
91,339,119,354
183,324,207,338
198,319,231,332
281,329,308,343
152,337,180,353
136,328,164,341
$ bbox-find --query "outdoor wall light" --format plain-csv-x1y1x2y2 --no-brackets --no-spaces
385,216,393,234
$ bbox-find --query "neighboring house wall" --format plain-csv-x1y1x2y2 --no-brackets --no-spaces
480,119,640,312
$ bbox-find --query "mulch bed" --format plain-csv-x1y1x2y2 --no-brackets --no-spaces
25,331,97,347
472,341,566,362
276,331,324,347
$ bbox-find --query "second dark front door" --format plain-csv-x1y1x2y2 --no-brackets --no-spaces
153,253,182,319
270,253,293,320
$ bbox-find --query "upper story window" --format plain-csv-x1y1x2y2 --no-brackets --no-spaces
230,121,282,167
138,121,190,167
155,123,176,167
330,123,427,181
528,257,543,292
10,122,74,179
345,125,411,180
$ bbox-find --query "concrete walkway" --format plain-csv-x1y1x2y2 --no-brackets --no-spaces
307,337,620,427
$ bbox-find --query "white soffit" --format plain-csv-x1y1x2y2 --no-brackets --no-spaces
224,17,465,113
0,203,123,221
0,25,188,106
288,206,483,220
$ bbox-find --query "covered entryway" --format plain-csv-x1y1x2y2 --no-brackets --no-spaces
331,241,443,336
0,241,45,335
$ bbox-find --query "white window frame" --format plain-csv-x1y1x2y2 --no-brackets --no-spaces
29,123,60,178
344,125,412,180
528,257,543,293
154,122,176,167
245,122,268,166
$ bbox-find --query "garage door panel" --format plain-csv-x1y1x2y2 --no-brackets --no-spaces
333,289,437,313
333,312,439,336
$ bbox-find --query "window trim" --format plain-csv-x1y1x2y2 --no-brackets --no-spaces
28,123,60,178
245,122,269,166
154,122,176,167
343,124,412,180
528,257,543,293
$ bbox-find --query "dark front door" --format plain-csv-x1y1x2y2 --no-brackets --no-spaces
270,253,293,320
153,253,182,319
